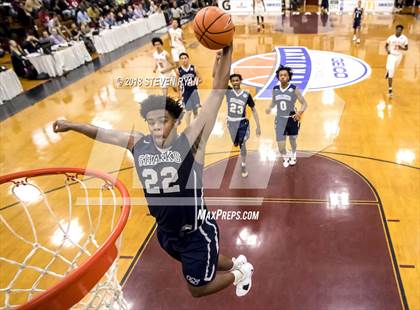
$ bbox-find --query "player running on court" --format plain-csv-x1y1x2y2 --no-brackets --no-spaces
152,37,178,96
226,73,261,178
168,19,186,66
266,65,308,168
52,45,255,298
253,0,266,32
385,24,408,97
176,52,202,126
352,1,363,44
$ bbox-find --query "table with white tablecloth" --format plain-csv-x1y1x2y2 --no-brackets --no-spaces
0,69,24,104
148,13,167,32
93,13,166,54
26,41,92,78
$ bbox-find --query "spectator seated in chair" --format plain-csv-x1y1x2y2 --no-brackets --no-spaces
9,39,39,79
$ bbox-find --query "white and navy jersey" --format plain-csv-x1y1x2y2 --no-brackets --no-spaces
179,65,199,96
132,134,205,235
225,86,255,121
354,7,363,21
272,84,298,118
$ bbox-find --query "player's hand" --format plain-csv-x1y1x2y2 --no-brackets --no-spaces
53,119,71,133
215,50,222,62
256,126,261,136
293,112,302,121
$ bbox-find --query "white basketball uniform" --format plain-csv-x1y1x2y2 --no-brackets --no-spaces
254,0,265,16
153,50,176,88
169,27,186,62
386,34,408,78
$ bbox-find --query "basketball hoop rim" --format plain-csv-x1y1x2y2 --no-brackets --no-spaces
0,167,131,310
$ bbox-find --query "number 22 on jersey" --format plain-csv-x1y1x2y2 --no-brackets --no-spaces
142,167,180,194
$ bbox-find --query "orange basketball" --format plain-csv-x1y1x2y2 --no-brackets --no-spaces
193,7,235,50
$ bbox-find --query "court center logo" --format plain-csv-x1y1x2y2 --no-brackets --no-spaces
231,46,371,99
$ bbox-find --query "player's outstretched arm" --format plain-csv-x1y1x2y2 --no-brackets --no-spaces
52,120,144,150
183,45,233,154
293,87,308,121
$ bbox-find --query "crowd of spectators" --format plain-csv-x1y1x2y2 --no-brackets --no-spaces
0,0,215,79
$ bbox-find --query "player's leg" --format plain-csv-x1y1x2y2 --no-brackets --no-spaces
289,135,298,166
386,54,396,96
257,16,261,31
162,85,169,96
191,90,200,120
239,119,250,177
276,118,289,167
277,140,289,167
353,24,357,41
261,16,265,29
182,220,254,297
239,142,248,177
172,47,181,67
227,120,240,148
160,72,171,96
192,106,199,118
218,254,247,271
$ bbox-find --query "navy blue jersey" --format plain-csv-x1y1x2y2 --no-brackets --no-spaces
132,134,205,235
272,84,298,118
225,86,255,120
178,65,199,96
354,7,363,21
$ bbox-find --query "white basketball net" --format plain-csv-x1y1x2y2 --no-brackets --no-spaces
0,174,128,309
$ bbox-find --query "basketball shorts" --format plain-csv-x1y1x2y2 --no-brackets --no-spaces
353,19,361,29
275,113,300,141
157,218,219,287
227,119,250,147
386,54,402,78
254,4,265,16
158,70,177,88
183,90,201,111
171,45,186,62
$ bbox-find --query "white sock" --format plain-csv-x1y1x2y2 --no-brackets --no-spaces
231,269,244,285
241,162,246,167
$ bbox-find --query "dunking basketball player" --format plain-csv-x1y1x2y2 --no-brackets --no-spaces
226,74,261,178
176,52,202,126
253,0,266,32
265,65,308,168
352,1,363,44
151,37,178,96
385,25,408,97
52,46,255,298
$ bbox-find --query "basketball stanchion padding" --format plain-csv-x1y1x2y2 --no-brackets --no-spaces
0,168,131,309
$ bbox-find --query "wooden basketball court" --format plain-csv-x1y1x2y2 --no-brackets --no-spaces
1,9,419,310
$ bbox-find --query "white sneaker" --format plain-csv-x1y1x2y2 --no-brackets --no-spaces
231,255,247,271
283,158,290,168
352,35,357,41
235,262,254,297
356,38,361,44
289,157,297,166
